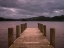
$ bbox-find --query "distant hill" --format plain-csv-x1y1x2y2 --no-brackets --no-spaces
0,15,64,21
26,15,64,21
26,16,51,21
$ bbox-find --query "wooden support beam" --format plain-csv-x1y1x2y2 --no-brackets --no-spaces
50,28,55,48
8,28,14,47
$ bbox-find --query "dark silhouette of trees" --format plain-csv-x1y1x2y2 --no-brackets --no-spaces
51,15,64,21
21,19,27,21
0,17,5,21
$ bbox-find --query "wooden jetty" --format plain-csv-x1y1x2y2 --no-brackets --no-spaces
8,23,55,48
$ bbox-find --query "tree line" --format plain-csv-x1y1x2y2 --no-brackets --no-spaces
0,15,64,21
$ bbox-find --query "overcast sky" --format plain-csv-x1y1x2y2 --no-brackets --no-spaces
0,0,64,18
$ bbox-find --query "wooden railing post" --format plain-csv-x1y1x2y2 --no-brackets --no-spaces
43,25,46,37
8,28,13,47
16,25,20,38
50,28,55,48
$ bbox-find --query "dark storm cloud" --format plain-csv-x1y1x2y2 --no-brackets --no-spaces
0,0,64,18
0,0,18,7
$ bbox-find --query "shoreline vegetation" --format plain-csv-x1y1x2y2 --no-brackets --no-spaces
0,15,64,21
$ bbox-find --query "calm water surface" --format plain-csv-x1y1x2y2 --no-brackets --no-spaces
0,21,64,48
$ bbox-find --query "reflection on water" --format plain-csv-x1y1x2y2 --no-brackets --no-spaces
0,21,64,48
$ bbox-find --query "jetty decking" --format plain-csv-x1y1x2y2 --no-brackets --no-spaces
8,23,55,48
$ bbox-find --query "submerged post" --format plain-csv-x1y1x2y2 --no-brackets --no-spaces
8,28,13,47
50,28,55,48
43,25,46,37
16,25,20,38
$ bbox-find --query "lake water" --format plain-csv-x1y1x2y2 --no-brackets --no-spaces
0,21,64,48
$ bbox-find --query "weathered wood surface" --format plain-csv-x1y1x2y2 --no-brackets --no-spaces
9,28,54,48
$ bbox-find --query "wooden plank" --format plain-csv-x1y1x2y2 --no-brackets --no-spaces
9,28,54,48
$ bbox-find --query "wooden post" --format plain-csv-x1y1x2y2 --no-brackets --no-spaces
43,25,46,37
40,24,42,31
8,28,13,47
21,24,25,33
39,23,40,30
24,23,26,29
23,24,25,31
25,23,27,28
23,24,25,30
24,23,26,30
38,23,41,31
21,24,23,33
40,24,42,32
50,28,55,48
41,24,44,33
38,23,39,28
16,25,20,38
24,23,27,30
